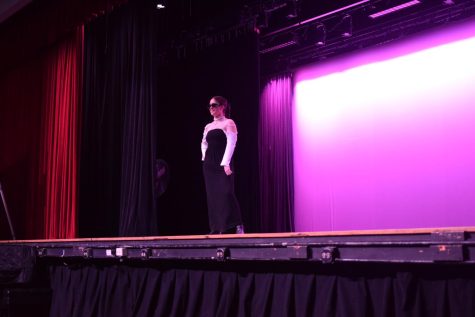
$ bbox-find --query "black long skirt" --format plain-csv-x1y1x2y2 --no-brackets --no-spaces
203,129,242,233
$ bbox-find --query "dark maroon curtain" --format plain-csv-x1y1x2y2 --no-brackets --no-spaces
258,75,295,232
0,57,43,240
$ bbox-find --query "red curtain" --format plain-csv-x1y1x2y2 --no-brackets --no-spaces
36,27,83,239
0,1,121,240
0,27,83,239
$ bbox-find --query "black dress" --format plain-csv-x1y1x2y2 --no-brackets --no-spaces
203,129,242,233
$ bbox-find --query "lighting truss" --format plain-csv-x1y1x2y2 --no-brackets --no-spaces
369,0,421,19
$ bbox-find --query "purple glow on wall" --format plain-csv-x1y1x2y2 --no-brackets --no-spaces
293,21,475,232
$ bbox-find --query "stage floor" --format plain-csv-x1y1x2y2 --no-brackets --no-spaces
1,227,475,264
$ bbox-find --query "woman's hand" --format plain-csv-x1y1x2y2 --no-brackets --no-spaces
224,165,232,175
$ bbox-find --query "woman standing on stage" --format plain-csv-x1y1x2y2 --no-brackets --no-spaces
201,96,244,234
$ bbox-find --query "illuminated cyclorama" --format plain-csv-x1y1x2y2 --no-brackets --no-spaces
293,19,475,232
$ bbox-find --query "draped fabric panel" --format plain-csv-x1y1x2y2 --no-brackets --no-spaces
0,27,82,239
80,0,259,236
48,262,475,317
258,75,295,232
0,59,43,239
118,3,159,236
38,27,83,239
0,0,126,241
79,0,159,237
0,0,128,74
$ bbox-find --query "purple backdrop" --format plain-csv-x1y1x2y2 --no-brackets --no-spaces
293,20,475,232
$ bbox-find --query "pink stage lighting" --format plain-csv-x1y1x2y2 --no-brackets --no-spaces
293,20,475,232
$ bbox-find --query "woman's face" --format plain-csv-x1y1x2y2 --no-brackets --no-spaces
209,98,225,117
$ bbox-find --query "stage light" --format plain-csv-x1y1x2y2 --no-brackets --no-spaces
315,24,326,45
286,0,300,19
369,0,421,19
303,23,327,46
341,15,353,38
156,0,167,9
264,0,370,38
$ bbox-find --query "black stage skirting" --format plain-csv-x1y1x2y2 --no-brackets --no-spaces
1,227,475,316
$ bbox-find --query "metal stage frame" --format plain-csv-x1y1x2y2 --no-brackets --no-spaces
1,227,475,264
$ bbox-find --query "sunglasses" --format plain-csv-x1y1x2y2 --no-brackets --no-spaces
208,103,220,109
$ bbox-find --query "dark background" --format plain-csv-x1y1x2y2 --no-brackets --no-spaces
76,1,260,237
155,35,260,235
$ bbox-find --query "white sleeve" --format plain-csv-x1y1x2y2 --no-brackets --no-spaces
220,130,237,166
201,128,208,161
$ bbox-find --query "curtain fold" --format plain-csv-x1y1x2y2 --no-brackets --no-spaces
0,58,43,239
38,27,83,239
258,75,295,232
79,0,159,237
48,262,475,317
0,27,83,239
0,0,128,241
118,5,159,236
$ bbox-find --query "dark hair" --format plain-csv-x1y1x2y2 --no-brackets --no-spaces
212,95,231,117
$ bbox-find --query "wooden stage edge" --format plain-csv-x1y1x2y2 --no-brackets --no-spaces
1,226,475,264
2,226,475,243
